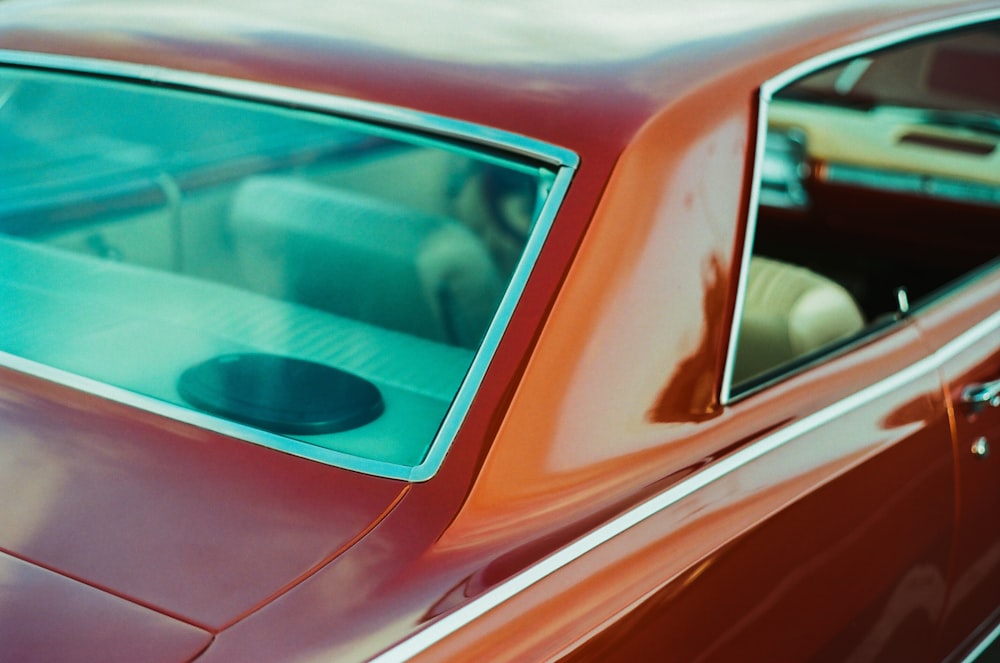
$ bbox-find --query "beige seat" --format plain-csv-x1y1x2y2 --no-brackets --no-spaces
229,176,503,348
733,256,865,384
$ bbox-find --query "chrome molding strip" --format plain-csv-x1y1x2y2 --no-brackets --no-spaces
0,350,419,479
0,50,578,169
375,306,1000,661
0,50,579,482
408,164,574,481
962,619,1000,663
719,7,1000,405
718,81,769,402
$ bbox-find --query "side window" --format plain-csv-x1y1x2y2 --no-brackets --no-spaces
731,21,1000,392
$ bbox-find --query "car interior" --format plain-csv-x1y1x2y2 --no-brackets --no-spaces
733,21,1000,390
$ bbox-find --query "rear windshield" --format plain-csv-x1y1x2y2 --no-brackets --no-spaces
0,66,562,477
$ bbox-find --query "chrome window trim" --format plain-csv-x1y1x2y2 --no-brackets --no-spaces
412,163,574,481
962,618,1000,663
0,50,578,169
719,7,1000,406
0,50,578,482
373,306,1000,662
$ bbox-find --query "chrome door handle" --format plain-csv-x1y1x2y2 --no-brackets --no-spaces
962,379,1000,412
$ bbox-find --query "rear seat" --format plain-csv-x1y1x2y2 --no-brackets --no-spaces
228,176,503,348
733,256,865,384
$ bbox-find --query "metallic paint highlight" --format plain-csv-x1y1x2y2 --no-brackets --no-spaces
372,310,1000,660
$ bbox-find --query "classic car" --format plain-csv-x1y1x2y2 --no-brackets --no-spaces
0,0,998,660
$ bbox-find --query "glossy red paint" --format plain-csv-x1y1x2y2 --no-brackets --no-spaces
0,1,998,661
0,367,406,631
0,553,211,662
404,323,955,662
915,273,1000,659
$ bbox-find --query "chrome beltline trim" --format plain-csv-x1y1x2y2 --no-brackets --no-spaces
961,618,1000,663
0,49,578,482
373,282,1000,656
719,7,1000,405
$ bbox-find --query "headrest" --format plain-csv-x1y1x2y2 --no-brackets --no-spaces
734,256,865,383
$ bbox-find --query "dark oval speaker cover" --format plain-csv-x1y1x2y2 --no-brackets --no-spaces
178,353,384,435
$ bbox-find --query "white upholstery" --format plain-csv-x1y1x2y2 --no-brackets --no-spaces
734,256,865,383
229,176,503,348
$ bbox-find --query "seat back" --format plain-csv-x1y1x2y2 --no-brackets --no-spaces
229,176,503,347
733,256,865,383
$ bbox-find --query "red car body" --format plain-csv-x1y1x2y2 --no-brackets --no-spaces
0,1,998,661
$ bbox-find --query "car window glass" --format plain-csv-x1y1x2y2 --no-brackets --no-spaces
732,21,1000,393
0,67,559,474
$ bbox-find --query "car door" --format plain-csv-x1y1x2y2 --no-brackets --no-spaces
917,270,1000,660
621,335,959,663
723,15,1000,661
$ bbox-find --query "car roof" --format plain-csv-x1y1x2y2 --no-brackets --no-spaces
0,0,982,164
